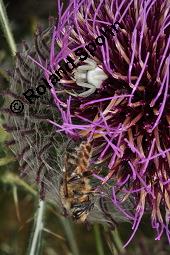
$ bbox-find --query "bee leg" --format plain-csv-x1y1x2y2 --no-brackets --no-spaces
82,170,93,177
62,207,68,218
63,172,69,198
84,190,96,195
63,155,69,197
73,190,84,196
67,171,93,183
85,220,92,231
99,197,117,230
73,190,95,196
82,168,102,177
67,175,81,183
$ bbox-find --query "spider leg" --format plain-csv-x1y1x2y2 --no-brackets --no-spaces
77,65,94,71
76,82,95,89
76,82,96,97
77,58,96,71
84,58,97,66
64,89,79,97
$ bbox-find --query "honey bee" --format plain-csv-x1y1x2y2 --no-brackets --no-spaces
59,140,95,223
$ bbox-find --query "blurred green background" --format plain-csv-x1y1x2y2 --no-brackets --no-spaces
0,1,170,254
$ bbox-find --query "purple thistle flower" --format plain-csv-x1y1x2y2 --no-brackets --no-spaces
38,0,170,245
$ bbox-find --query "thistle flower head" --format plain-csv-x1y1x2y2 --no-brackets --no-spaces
41,0,170,245
2,0,170,246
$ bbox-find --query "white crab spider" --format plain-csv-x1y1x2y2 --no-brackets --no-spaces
72,58,108,97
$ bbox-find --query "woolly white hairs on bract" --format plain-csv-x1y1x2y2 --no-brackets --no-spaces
2,23,65,198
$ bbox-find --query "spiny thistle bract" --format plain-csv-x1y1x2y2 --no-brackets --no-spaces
41,0,169,246
2,0,170,247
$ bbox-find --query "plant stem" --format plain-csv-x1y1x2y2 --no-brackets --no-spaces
27,200,45,255
111,228,125,254
13,185,21,222
94,224,105,255
0,0,16,55
60,217,80,255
